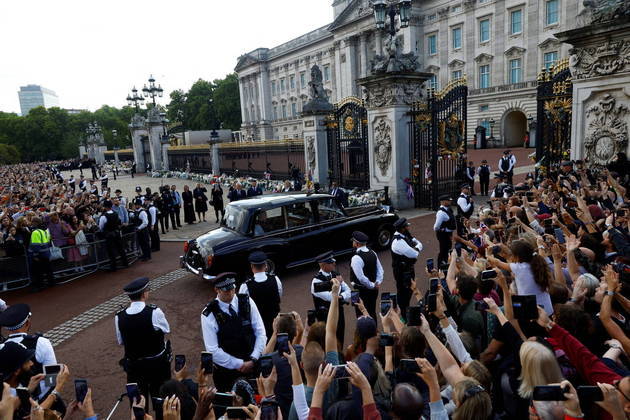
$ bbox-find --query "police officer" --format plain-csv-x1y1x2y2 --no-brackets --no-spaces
311,250,351,345
99,200,129,271
456,183,474,219
477,159,491,196
132,199,151,261
391,218,422,320
201,272,266,392
79,175,87,192
498,150,516,185
147,197,160,252
491,173,511,199
465,161,476,195
434,195,456,267
0,304,57,400
68,175,76,194
115,277,171,408
349,231,383,320
238,251,282,339
28,217,54,292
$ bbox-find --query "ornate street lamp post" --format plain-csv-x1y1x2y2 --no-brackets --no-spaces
372,0,411,35
489,118,496,144
126,86,145,111
369,0,416,73
142,75,163,106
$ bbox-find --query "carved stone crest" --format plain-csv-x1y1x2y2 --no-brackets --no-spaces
362,78,424,108
374,118,392,176
306,136,316,172
584,94,629,166
568,40,630,79
577,0,630,26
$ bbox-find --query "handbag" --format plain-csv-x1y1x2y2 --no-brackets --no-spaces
49,244,64,261
75,230,89,256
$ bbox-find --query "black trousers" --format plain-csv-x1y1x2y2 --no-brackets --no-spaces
393,266,414,322
480,177,490,196
213,364,248,393
356,288,379,320
30,256,54,287
173,206,181,227
159,215,166,234
502,170,514,185
104,232,128,270
467,179,476,195
436,231,453,267
150,226,160,251
137,228,151,260
214,207,224,222
126,357,171,413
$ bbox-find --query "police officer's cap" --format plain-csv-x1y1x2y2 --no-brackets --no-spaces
316,250,336,264
213,272,237,291
248,251,267,265
503,150,511,154
103,200,113,208
123,277,150,295
0,342,36,380
393,218,410,230
561,160,573,167
494,173,506,179
351,231,369,244
135,186,142,192
438,194,452,202
0,304,31,331
460,183,470,190
133,199,143,206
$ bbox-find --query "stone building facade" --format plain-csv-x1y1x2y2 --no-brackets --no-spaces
236,0,582,147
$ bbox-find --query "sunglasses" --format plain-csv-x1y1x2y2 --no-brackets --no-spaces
614,380,630,403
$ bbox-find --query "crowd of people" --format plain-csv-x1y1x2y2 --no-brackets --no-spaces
2,153,630,420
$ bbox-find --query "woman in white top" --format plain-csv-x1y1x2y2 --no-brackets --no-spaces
487,240,553,314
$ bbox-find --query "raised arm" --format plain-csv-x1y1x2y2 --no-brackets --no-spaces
417,314,466,387
325,278,340,353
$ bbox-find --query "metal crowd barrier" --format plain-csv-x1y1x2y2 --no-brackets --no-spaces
0,231,140,292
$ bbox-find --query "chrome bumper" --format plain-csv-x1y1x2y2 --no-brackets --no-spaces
180,256,216,281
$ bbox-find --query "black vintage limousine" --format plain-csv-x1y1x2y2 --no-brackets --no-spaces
180,193,398,280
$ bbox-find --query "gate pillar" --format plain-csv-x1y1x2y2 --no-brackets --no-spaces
129,114,148,173
302,110,330,185
359,72,431,210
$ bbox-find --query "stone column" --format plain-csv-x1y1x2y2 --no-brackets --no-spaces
555,13,630,165
161,142,170,172
211,144,220,176
258,68,274,140
358,72,431,209
334,42,343,101
375,30,383,56
78,145,86,158
360,32,369,77
130,114,148,172
301,111,331,184
114,147,120,165
345,36,358,97
147,108,166,171
238,77,247,124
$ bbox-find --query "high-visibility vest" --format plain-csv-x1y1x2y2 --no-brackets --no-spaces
30,229,51,245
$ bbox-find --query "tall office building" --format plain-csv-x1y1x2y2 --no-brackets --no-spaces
236,0,581,146
18,84,60,116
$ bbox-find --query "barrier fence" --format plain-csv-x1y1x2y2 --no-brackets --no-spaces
0,231,140,292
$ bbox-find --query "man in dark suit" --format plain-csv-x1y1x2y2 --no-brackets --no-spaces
228,183,247,202
247,180,263,198
329,182,348,207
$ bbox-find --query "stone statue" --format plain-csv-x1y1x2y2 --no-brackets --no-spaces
584,94,629,166
371,35,419,74
306,136,316,172
303,65,334,113
374,118,392,176
577,0,630,26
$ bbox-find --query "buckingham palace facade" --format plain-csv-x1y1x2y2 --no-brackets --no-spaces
235,0,582,146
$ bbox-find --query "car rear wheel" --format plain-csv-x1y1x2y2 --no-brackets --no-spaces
375,224,393,249
266,258,278,275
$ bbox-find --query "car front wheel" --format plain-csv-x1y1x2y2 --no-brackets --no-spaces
375,225,393,249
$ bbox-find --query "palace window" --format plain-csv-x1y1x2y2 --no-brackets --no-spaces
291,102,297,117
544,51,558,69
273,106,278,120
511,10,522,34
479,65,490,88
479,19,490,43
452,27,462,50
428,34,437,55
300,72,306,88
271,81,276,95
290,75,295,90
429,74,439,90
280,78,286,92
323,65,330,81
452,70,462,80
479,104,489,112
282,104,287,119
546,0,559,25
509,58,522,83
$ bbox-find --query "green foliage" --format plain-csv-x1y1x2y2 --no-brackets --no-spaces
0,143,20,164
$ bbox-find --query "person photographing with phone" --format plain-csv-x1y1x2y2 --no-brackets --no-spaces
311,250,351,346
391,218,422,321
115,277,172,410
201,272,266,392
349,231,384,321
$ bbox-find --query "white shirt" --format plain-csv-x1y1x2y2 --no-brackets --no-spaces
311,270,351,303
114,301,170,346
201,295,266,370
6,332,57,398
350,246,384,289
100,174,108,181
148,206,158,227
137,209,148,230
433,207,454,232
457,195,472,213
498,155,516,172
238,272,283,297
391,233,422,259
509,262,553,315
0,299,6,311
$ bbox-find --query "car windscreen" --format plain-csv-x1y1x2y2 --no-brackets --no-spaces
221,205,248,233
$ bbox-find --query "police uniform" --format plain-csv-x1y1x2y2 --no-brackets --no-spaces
132,200,151,261
477,162,491,196
491,174,512,199
311,251,351,345
391,218,422,320
238,251,283,339
0,304,56,399
115,278,171,407
456,184,474,219
98,201,129,271
498,151,516,185
201,273,266,392
147,199,160,252
466,165,476,195
349,231,383,320
434,195,456,267
68,176,76,194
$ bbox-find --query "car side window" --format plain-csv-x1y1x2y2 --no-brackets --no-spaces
253,207,286,236
286,202,314,228
315,198,344,221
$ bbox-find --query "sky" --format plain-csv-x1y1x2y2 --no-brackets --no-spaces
0,0,333,114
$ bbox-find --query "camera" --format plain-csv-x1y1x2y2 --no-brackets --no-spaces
379,333,395,347
313,281,333,293
406,306,422,326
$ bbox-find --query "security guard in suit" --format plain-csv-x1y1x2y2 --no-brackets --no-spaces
238,251,283,340
201,273,266,392
391,218,423,320
433,195,456,267
310,251,351,346
349,231,384,320
115,277,171,409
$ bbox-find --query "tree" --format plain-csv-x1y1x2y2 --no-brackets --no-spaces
0,144,20,164
213,73,242,131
